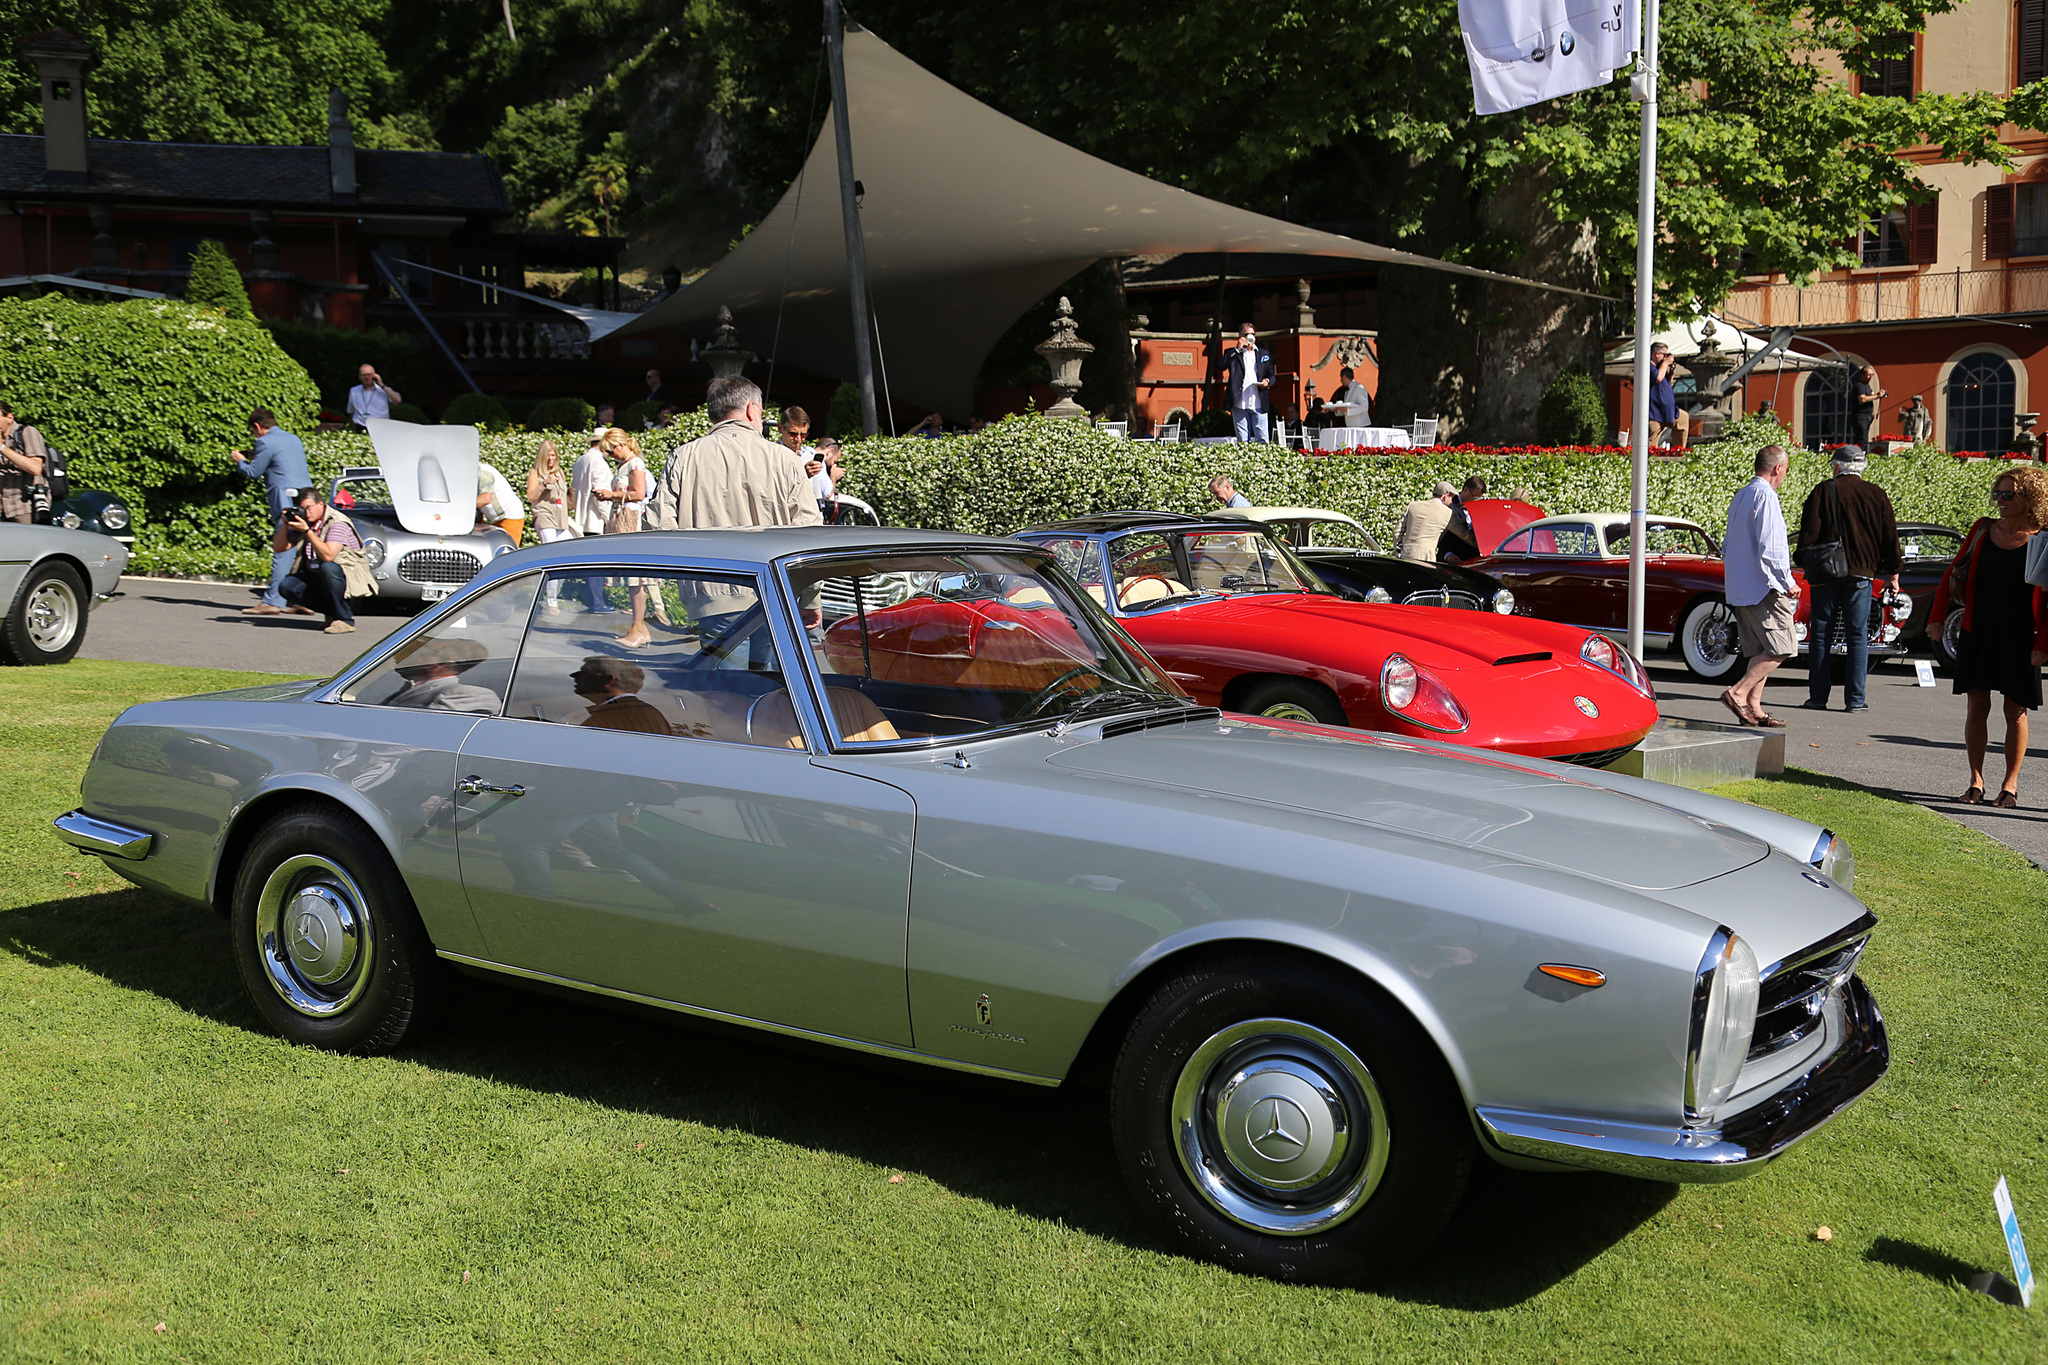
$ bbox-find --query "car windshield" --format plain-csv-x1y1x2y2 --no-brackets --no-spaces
1272,518,1381,553
332,476,395,515
1104,528,1328,611
787,550,1185,745
1899,528,1961,560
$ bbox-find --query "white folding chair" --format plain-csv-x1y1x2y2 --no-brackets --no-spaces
1409,417,1439,446
1096,420,1129,439
1158,422,1183,443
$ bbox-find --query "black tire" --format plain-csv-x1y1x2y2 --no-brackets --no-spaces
1,561,88,665
1111,955,1473,1286
1239,677,1346,726
230,803,445,1053
1677,598,1741,681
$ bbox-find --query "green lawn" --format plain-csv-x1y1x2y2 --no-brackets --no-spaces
3,661,2045,1362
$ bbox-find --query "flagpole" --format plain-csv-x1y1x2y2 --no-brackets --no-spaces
1626,0,1660,662
824,0,879,438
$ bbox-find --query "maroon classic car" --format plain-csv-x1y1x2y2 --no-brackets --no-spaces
1471,513,1910,682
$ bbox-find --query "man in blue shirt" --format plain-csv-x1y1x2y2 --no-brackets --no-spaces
1720,444,1798,726
230,407,312,615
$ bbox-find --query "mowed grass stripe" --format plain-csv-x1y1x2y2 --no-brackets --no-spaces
1,660,2043,1362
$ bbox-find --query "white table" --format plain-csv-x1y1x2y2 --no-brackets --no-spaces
1191,436,1240,446
1318,427,1412,451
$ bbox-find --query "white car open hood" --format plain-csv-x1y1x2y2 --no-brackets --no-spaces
365,419,479,536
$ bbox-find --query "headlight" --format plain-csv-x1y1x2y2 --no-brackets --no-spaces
1888,593,1912,623
1492,588,1516,614
363,538,386,569
1794,622,1809,643
1580,634,1652,696
1362,585,1393,604
59,511,81,529
99,504,129,531
1686,928,1762,1124
1379,652,1470,732
1810,828,1854,890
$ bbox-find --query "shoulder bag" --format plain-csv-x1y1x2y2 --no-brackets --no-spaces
1797,478,1850,583
2026,527,2048,590
322,509,378,599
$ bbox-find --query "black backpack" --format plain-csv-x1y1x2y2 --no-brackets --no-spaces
39,437,68,502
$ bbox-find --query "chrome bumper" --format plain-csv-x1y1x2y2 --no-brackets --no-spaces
52,809,154,860
1476,974,1888,1184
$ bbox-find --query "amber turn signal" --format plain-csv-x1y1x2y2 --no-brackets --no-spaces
1538,963,1607,988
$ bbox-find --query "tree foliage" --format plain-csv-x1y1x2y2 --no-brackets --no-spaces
1536,368,1609,447
0,0,392,145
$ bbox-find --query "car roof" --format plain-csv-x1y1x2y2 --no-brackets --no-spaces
1016,512,1269,536
483,525,1034,575
1214,507,1368,529
1514,512,1708,534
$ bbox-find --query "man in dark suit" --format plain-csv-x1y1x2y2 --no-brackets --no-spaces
574,656,673,734
1226,322,1275,444
1795,445,1901,713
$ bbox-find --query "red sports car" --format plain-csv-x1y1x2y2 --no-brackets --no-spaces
939,514,1662,766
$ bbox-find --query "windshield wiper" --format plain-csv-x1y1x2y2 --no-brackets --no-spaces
1049,687,1190,735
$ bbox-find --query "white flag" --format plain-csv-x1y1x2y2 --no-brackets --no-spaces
1459,0,1637,116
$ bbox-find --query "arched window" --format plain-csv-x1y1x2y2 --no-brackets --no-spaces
1802,367,1852,450
1945,352,2017,452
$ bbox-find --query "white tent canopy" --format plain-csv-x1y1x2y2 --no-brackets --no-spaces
618,27,1606,416
1603,314,1838,375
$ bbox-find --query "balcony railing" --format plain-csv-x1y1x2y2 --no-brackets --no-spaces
1729,265,2048,327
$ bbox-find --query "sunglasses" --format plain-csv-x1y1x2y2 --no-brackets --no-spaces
1993,489,2019,503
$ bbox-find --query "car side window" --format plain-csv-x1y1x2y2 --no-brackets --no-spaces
1547,524,1600,557
1035,537,1108,608
1106,532,1194,608
1498,529,1534,554
501,569,805,749
340,573,540,712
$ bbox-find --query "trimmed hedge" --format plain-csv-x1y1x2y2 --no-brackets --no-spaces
263,323,424,414
1536,367,1606,446
0,294,318,562
184,239,254,321
121,409,2014,579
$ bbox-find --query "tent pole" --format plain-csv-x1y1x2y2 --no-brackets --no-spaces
825,0,879,438
1626,0,1661,662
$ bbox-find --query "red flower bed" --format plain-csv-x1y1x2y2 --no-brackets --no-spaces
1308,442,1686,458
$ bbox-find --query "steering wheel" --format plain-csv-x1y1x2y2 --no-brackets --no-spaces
1116,574,1174,605
1019,666,1097,718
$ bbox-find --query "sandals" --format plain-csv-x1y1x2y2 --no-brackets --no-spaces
1958,786,1984,805
1717,690,1750,724
1995,789,2020,809
617,628,653,649
1750,713,1788,728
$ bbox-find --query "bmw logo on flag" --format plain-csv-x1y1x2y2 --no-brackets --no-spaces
1558,29,1576,55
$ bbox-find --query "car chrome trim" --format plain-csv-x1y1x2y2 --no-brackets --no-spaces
52,809,154,860
435,950,1065,1087
1477,973,1888,1182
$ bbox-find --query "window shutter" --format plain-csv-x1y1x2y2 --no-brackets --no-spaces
1987,184,2015,258
1859,54,1913,98
1909,195,1939,263
2022,0,2048,87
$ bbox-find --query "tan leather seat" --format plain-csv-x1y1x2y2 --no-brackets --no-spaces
744,687,901,748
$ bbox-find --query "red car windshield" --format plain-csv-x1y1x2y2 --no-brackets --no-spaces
1100,529,1329,612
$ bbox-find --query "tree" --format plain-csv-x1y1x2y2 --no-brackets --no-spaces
184,239,254,321
0,0,392,145
581,139,631,237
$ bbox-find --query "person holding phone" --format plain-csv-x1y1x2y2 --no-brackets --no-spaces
347,364,403,428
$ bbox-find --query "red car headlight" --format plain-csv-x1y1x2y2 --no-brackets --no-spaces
1380,653,1470,733
1581,634,1653,696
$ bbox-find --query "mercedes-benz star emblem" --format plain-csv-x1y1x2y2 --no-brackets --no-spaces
293,911,325,956
1574,695,1600,718
1558,29,1576,55
1246,1096,1311,1161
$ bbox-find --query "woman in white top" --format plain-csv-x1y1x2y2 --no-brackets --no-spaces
591,430,654,647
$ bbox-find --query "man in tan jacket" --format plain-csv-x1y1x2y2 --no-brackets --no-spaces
1395,482,1456,561
648,376,822,532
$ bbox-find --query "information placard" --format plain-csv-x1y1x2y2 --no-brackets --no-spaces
1995,1176,2034,1308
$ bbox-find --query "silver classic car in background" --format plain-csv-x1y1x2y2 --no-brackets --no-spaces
54,527,1887,1284
330,466,517,606
2,520,128,664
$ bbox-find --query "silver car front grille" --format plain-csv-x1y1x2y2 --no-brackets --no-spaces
1748,914,1875,1062
1402,588,1482,610
397,548,485,586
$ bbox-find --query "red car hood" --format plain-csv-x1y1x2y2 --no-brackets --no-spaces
1167,595,1596,671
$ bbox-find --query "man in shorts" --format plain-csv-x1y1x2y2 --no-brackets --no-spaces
1720,445,1798,726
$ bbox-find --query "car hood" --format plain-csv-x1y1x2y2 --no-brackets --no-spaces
1046,719,1768,892
1157,596,1586,669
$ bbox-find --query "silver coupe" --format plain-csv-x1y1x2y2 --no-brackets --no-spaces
54,527,1887,1284
2,520,128,665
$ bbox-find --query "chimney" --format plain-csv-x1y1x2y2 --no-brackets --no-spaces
328,88,357,201
21,29,95,185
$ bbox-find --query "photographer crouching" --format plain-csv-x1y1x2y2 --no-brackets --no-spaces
273,487,367,635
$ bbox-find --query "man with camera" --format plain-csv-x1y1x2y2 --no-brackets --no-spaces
231,408,312,616
270,487,362,634
346,365,403,429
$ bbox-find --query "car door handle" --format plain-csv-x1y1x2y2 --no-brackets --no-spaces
456,776,527,797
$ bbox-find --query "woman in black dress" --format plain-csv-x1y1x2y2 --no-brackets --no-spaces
1932,467,2048,807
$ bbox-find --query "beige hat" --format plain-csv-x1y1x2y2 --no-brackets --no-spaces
1431,481,1457,498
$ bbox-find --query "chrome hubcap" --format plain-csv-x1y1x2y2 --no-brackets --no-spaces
1171,1019,1389,1236
254,854,374,1017
1693,605,1736,665
25,579,79,651
1943,610,1964,659
1259,701,1320,723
